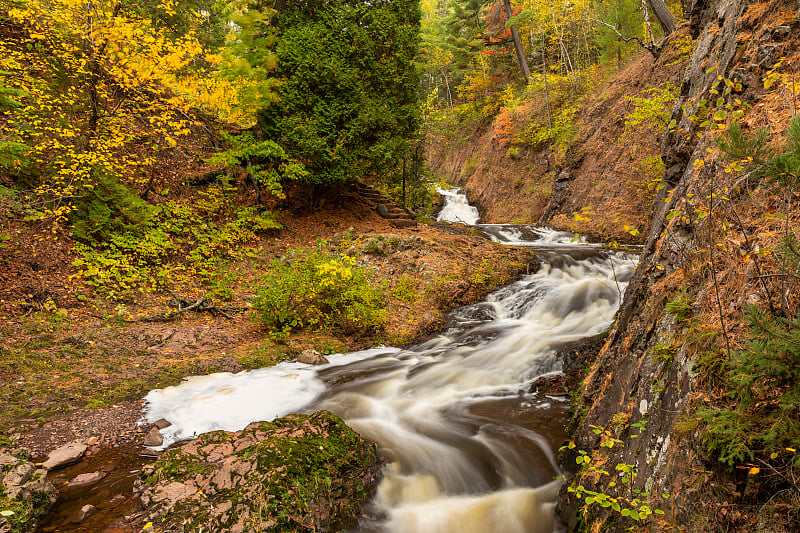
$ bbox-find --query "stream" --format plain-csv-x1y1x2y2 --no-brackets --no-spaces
39,190,636,532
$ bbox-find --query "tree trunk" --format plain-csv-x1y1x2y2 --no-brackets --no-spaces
502,0,531,81
541,29,552,130
647,0,676,35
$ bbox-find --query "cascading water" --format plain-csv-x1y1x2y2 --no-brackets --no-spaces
436,188,480,225
143,192,637,532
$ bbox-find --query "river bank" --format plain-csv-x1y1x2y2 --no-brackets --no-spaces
1,191,538,531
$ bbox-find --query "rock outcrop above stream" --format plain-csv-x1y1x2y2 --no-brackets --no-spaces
557,1,800,531
136,411,383,533
0,452,58,532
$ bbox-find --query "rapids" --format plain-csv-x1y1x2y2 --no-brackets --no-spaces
436,187,480,225
143,190,637,532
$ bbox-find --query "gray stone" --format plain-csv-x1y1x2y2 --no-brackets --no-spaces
297,349,329,365
68,471,106,487
773,25,791,40
0,454,17,466
69,504,96,523
3,463,35,485
376,204,389,218
153,418,172,430
144,427,164,447
757,44,778,65
42,442,87,470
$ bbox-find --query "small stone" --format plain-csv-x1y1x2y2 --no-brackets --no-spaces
639,399,649,416
153,418,172,430
143,427,164,447
69,504,96,523
772,25,791,40
86,436,99,446
0,454,17,466
297,349,329,365
68,471,106,487
42,442,87,470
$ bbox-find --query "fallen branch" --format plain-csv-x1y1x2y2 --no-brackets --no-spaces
138,291,245,322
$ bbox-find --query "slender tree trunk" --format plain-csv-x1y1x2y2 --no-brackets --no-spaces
641,0,655,46
541,28,552,130
549,6,575,85
648,0,676,35
441,68,453,108
502,0,531,81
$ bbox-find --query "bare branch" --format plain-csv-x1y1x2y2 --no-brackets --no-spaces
588,17,659,57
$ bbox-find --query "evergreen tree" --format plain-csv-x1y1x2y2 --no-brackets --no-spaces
256,0,422,186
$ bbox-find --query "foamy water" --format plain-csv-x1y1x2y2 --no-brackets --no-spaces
436,188,480,225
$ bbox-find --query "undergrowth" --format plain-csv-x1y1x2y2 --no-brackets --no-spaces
71,182,280,299
252,244,386,339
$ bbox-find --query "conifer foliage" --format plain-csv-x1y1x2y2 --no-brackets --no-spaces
257,0,422,185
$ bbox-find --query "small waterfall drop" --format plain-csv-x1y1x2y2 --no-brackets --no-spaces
436,188,480,225
143,192,638,532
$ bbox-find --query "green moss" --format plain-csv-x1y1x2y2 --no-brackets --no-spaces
142,411,382,532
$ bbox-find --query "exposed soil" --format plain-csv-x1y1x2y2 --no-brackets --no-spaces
426,31,691,243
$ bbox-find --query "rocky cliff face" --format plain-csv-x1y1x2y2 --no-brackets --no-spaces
560,1,800,531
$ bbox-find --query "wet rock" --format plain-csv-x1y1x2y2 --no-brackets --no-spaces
144,427,164,447
153,418,172,430
42,442,88,470
69,504,97,523
68,471,106,487
137,411,383,533
298,349,330,365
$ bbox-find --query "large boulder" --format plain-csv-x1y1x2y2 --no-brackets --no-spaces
137,411,383,532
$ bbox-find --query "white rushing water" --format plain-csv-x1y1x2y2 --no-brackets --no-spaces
436,188,480,225
143,193,638,532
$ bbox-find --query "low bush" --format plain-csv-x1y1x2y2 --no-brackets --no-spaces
252,245,386,339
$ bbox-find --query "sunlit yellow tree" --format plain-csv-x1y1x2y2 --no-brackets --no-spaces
1,0,269,222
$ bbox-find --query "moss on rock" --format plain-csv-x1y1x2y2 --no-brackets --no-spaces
138,411,383,532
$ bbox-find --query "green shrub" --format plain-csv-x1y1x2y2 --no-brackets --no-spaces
664,289,693,323
391,275,419,304
68,173,150,243
700,305,800,466
72,200,280,297
252,245,386,339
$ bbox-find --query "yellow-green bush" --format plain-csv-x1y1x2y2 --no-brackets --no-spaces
252,245,386,339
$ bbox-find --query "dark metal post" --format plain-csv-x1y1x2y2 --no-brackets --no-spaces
402,159,406,208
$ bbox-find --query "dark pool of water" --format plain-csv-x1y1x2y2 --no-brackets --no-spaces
37,446,155,533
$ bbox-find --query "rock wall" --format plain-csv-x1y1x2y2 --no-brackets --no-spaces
560,1,800,531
